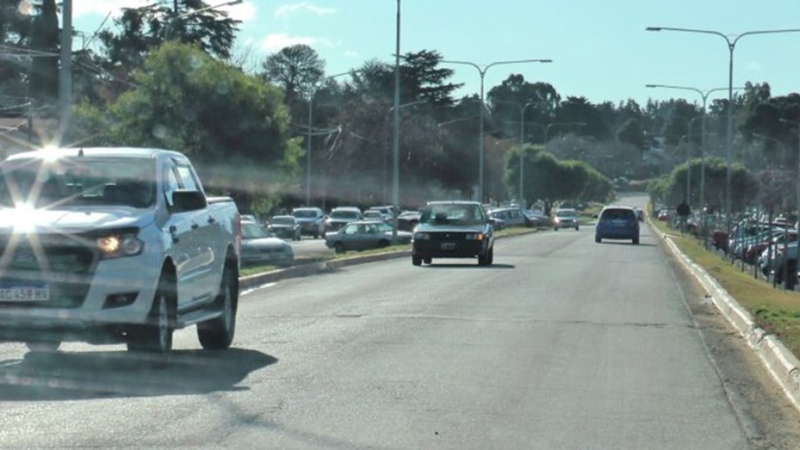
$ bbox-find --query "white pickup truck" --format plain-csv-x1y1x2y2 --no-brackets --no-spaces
0,147,241,354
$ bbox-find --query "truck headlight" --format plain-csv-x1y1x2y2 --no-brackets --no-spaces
466,233,484,241
414,232,430,240
97,233,144,259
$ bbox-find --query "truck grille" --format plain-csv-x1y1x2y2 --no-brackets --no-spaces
0,234,98,308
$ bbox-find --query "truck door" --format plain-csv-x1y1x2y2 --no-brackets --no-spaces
173,162,221,303
163,160,210,309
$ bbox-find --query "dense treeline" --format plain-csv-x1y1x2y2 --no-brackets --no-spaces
2,1,798,216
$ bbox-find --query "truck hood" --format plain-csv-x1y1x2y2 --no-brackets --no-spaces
0,207,154,234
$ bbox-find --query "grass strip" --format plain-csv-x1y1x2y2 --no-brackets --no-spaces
652,218,800,358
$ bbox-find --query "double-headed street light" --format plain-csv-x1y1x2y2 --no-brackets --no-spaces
646,26,800,226
645,83,743,210
440,58,552,202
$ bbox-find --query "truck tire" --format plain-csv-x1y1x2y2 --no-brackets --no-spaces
478,247,493,266
128,273,175,353
334,242,345,254
198,263,238,350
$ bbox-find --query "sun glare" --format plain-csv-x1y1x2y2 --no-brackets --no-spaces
40,146,63,162
13,203,38,235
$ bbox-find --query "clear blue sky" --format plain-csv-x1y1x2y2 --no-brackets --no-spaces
72,0,800,108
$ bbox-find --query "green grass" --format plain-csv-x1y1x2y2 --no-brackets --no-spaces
651,216,800,358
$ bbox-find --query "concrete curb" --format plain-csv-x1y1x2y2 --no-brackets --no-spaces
662,234,800,412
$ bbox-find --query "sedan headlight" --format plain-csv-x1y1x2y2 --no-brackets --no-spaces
414,232,430,240
97,232,144,259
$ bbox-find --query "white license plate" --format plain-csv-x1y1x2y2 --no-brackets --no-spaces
0,285,50,302
441,242,456,250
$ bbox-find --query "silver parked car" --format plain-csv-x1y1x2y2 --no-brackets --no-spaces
553,208,579,231
241,222,295,266
292,207,326,238
325,220,412,253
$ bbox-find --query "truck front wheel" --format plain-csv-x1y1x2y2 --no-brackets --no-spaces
198,263,238,350
128,273,175,353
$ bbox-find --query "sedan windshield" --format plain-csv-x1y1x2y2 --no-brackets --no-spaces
241,223,271,239
330,210,360,219
420,204,486,226
292,210,317,218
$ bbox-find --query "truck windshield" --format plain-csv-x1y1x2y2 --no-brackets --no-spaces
0,156,157,208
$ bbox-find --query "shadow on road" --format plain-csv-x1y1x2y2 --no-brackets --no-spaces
0,347,277,401
596,241,658,248
423,263,515,269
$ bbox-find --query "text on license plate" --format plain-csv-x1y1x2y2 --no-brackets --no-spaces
0,285,50,302
441,242,456,250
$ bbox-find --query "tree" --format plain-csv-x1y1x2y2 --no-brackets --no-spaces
0,0,35,101
661,99,702,146
27,0,58,106
262,44,325,111
554,96,608,140
616,118,645,149
503,145,613,214
95,0,241,95
70,42,302,213
399,50,461,107
487,75,559,141
647,156,757,213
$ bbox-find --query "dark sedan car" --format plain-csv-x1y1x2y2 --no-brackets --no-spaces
412,201,495,266
267,215,302,241
595,206,640,244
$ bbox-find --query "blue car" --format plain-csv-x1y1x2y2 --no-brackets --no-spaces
595,206,640,244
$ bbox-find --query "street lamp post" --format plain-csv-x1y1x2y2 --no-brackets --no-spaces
441,58,552,202
392,0,401,238
58,0,72,141
518,101,539,205
646,26,800,228
305,70,354,206
384,99,426,203
645,84,743,211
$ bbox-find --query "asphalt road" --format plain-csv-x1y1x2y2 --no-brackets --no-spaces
1,197,800,448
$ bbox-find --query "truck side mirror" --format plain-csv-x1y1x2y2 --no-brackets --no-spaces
171,190,207,213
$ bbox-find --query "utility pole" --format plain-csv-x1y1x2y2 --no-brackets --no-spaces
58,0,72,143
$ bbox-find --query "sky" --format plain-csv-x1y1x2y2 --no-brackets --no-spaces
71,0,800,108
